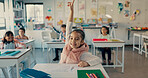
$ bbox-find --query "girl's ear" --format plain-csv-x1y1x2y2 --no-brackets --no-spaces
81,40,84,44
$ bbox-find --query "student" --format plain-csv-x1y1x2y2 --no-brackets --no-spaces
15,28,29,40
98,26,113,65
50,24,66,61
1,31,26,49
59,0,102,67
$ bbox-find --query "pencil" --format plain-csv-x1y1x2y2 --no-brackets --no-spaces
92,73,97,78
90,74,95,78
86,73,91,78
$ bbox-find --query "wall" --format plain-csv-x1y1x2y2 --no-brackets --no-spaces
24,0,148,46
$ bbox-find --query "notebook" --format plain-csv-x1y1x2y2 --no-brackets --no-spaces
0,51,21,56
93,39,108,41
20,68,51,78
77,69,106,78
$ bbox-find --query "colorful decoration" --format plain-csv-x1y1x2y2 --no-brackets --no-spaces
87,19,97,24
130,9,140,21
48,8,52,12
45,16,53,21
57,20,63,25
118,3,123,13
92,0,96,2
128,27,148,30
74,18,83,23
125,1,130,7
57,1,63,8
135,9,140,15
91,8,97,17
124,10,130,17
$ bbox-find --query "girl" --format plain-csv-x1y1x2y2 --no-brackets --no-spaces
1,31,26,49
15,28,29,40
59,0,102,67
99,26,113,65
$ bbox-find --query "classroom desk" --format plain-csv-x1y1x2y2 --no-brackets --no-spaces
33,63,109,78
127,29,148,40
46,42,65,62
19,39,36,65
0,49,31,78
141,34,148,57
92,39,125,73
133,33,142,54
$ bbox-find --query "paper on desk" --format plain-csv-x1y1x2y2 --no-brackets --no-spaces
50,65,79,72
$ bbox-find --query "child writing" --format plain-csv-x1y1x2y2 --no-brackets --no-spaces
15,28,29,40
59,0,102,67
1,31,26,49
98,26,113,65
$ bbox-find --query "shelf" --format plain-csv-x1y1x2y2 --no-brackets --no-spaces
13,8,23,11
14,18,24,21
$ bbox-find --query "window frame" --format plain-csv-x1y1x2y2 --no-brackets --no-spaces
25,3,44,24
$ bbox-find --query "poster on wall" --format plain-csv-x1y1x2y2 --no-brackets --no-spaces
124,0,130,17
98,6,106,16
89,0,98,18
56,0,64,10
56,0,65,26
79,0,85,19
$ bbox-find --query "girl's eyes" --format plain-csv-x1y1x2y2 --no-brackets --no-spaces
70,37,79,40
70,37,73,40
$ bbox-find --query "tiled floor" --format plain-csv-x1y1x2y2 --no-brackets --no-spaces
1,46,148,78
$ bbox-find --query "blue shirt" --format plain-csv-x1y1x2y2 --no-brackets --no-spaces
53,27,66,40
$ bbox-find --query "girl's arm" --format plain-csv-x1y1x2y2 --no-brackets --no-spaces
49,24,60,34
80,52,102,66
65,0,75,44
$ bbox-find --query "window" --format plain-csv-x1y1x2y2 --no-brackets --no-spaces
0,2,6,29
26,3,43,24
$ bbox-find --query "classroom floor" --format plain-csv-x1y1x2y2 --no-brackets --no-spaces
0,46,148,78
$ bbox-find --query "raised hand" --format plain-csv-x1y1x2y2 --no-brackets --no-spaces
69,0,75,11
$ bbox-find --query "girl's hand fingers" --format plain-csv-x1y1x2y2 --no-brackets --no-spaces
72,0,75,5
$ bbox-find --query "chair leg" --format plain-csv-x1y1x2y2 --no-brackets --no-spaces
1,68,9,78
112,50,116,68
42,42,45,52
144,43,147,58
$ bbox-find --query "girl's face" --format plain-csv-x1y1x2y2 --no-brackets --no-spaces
5,34,13,41
69,31,84,49
19,30,25,36
101,27,107,35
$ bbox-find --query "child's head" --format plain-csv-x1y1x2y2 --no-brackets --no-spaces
101,26,109,35
69,29,85,49
4,31,14,42
19,28,25,36
61,24,66,33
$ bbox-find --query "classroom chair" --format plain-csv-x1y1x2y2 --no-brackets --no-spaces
41,31,52,52
141,39,148,57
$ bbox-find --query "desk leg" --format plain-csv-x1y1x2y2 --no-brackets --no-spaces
47,46,50,63
116,47,118,66
133,34,135,51
122,46,125,73
128,30,130,40
16,62,20,78
1,68,9,78
93,45,96,55
139,36,141,54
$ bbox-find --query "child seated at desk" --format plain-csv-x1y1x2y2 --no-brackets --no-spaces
49,22,66,61
1,31,26,49
59,0,102,67
15,28,29,40
98,26,113,65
